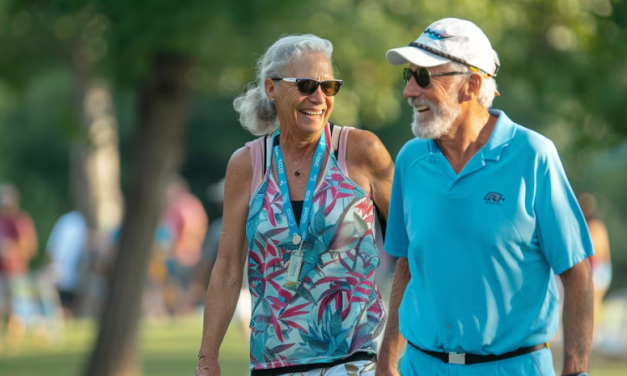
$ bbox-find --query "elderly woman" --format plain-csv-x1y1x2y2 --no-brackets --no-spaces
195,34,394,376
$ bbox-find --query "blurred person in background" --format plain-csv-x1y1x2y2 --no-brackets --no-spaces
188,179,225,310
104,211,173,319
187,178,253,347
552,193,613,349
0,184,39,346
196,34,394,376
83,225,117,319
578,193,612,332
45,210,88,319
191,178,252,341
142,223,172,319
163,176,208,315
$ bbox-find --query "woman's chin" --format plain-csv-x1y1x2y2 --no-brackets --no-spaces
296,116,327,133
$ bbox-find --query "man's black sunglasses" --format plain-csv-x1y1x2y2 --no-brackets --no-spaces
403,67,467,88
271,78,343,96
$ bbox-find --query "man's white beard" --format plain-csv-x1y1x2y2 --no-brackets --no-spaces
409,95,461,139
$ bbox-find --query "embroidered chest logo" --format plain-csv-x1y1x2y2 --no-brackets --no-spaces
484,192,505,205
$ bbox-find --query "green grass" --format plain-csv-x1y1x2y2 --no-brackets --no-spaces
0,318,625,376
0,318,249,376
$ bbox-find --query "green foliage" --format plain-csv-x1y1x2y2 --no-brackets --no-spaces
0,68,74,266
5,0,626,148
0,0,626,287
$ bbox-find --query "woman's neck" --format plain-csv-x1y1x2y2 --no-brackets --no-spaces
278,124,325,163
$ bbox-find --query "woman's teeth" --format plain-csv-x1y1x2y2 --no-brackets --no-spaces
301,110,323,115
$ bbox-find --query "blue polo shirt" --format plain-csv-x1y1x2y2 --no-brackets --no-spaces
385,109,593,356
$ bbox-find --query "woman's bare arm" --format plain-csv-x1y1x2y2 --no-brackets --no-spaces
345,129,394,218
196,146,252,376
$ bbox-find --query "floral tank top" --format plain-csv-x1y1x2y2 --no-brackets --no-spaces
246,125,387,371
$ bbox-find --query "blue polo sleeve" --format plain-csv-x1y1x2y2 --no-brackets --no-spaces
384,153,409,258
535,141,594,275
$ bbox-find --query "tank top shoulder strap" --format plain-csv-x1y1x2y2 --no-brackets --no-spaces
337,125,355,176
330,122,340,160
245,137,266,197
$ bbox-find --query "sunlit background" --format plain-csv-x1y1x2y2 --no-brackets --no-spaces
0,0,626,375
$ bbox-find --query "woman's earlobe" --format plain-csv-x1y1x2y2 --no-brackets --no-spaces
264,77,276,101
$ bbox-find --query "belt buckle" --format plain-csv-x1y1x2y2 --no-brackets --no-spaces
448,352,466,365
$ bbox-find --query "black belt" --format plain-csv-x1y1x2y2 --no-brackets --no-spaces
408,341,548,365
250,352,376,376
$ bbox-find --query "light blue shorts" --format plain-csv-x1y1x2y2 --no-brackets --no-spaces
400,345,555,376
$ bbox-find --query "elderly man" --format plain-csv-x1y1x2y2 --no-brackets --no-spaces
376,18,594,376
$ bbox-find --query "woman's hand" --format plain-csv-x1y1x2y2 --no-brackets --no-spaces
194,361,220,376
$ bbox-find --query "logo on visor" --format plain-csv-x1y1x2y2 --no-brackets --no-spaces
484,192,505,205
423,27,454,40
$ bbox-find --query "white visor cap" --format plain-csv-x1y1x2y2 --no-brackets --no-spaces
386,18,500,77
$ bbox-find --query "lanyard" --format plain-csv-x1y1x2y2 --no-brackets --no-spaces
273,126,328,246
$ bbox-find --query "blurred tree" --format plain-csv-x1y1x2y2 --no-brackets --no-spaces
0,1,123,270
1,1,197,375
84,53,192,376
79,0,208,373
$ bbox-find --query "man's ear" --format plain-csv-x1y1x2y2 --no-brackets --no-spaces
464,73,483,101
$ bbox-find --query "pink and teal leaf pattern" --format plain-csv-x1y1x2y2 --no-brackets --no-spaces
245,154,386,371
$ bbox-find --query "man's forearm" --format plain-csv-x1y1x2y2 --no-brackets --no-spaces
377,258,410,372
197,260,244,362
560,261,594,375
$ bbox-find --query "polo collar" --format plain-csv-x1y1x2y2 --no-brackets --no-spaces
483,109,516,161
426,109,516,162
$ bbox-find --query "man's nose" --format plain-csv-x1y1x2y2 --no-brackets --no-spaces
403,77,424,99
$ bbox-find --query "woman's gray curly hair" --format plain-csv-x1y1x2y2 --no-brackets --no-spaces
233,34,334,136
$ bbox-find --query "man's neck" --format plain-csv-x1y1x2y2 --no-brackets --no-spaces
435,107,496,174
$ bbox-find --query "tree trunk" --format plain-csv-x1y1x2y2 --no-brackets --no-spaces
82,53,192,376
71,48,123,317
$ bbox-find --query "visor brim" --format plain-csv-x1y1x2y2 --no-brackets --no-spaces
386,46,452,67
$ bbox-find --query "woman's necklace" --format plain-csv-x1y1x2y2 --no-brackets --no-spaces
283,151,315,178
